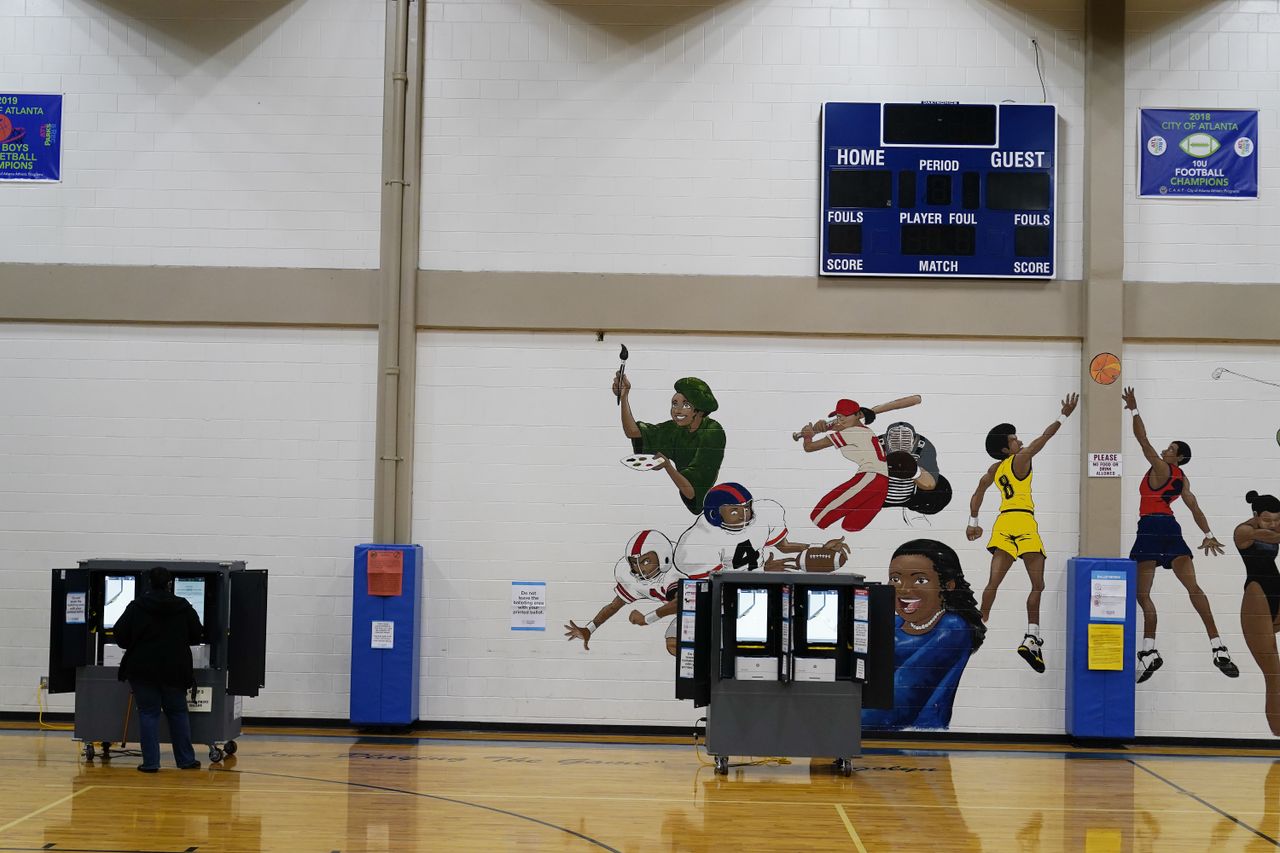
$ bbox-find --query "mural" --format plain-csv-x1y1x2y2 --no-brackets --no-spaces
966,394,1077,673
799,395,922,532
1123,386,1238,684
565,530,682,655
879,420,953,519
861,539,985,730
1236,491,1280,735
613,367,725,515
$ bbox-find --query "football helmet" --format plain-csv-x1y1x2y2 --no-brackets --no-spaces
702,482,754,532
623,529,674,581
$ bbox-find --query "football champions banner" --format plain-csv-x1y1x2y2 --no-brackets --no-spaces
0,94,62,182
1139,108,1258,199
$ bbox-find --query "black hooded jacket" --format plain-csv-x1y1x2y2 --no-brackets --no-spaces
113,591,203,687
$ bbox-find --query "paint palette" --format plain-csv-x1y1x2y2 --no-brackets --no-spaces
621,454,665,471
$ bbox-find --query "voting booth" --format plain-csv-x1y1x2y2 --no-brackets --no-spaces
47,559,268,763
676,571,895,775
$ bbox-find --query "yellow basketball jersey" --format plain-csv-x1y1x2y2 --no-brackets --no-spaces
994,455,1035,513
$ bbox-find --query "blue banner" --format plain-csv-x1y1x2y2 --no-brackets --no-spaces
1140,108,1257,198
0,94,62,182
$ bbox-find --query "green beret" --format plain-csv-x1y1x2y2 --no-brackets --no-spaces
674,377,718,414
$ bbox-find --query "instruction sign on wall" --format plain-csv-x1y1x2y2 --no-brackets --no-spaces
1089,453,1122,477
511,581,546,631
1140,108,1258,198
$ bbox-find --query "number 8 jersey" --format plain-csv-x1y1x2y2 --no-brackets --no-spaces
994,455,1034,513
674,498,789,578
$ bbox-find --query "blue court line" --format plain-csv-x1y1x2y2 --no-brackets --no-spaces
1130,758,1280,848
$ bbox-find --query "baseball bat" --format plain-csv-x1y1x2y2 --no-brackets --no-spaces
791,395,922,440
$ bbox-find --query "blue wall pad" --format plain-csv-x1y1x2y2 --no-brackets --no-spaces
350,544,423,726
1065,557,1136,739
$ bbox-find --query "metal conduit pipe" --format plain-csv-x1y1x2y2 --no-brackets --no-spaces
373,0,413,544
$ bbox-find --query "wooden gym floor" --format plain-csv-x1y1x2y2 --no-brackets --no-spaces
2,726,1280,851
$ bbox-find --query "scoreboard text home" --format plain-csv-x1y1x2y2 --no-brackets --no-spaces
820,102,1057,279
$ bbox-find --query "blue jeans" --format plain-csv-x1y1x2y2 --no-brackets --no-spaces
130,681,197,769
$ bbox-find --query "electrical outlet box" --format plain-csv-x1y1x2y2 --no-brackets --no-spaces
39,676,48,689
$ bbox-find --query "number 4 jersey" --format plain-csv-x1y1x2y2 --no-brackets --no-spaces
674,499,789,578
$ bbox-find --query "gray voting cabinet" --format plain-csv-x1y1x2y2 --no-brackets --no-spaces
676,572,895,775
48,559,268,763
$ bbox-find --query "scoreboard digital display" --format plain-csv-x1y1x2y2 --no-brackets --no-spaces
820,102,1057,279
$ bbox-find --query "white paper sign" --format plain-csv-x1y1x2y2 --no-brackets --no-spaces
855,658,866,680
65,592,86,625
852,620,869,653
187,686,213,713
682,581,698,610
678,647,695,679
371,620,394,649
853,589,869,621
1090,576,1128,620
1089,452,1122,477
680,615,697,642
511,581,546,631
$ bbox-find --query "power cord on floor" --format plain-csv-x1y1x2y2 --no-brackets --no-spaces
689,716,791,769
36,683,73,731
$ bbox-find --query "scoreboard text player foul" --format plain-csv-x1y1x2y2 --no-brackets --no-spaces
820,102,1057,279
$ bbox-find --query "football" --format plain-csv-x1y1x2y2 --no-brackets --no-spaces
799,545,849,573
1179,132,1220,158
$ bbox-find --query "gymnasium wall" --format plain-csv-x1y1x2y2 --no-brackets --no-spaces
0,324,378,718
1125,0,1280,283
419,0,1087,278
1122,343,1280,739
413,332,1082,731
0,0,384,268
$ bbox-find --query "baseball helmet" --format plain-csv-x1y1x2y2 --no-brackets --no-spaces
703,482,754,531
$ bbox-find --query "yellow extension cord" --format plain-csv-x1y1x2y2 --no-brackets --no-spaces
36,683,73,731
691,731,792,769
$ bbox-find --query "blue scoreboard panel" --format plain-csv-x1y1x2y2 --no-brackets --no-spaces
820,102,1057,279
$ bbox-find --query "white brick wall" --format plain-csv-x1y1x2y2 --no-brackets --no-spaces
1126,1,1280,283
420,0,1086,278
0,324,378,718
0,0,385,268
1123,342,1280,738
414,331,1081,731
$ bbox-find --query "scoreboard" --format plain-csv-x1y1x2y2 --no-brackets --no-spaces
820,102,1057,279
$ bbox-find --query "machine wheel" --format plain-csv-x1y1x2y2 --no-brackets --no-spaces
714,755,728,775
100,741,112,759
83,742,95,761
209,746,225,764
836,758,852,777
224,740,238,755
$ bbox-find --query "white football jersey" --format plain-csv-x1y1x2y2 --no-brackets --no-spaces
674,498,789,578
613,559,680,605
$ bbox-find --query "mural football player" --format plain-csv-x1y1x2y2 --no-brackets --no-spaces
613,372,725,514
565,529,685,656
966,393,1078,673
1123,386,1238,683
674,482,849,578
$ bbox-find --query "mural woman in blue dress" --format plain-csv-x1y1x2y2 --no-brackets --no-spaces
863,539,986,730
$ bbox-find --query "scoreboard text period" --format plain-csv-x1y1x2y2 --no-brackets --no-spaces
820,102,1057,279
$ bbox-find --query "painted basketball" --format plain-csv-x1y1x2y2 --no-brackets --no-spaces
0,115,12,144
1089,352,1121,385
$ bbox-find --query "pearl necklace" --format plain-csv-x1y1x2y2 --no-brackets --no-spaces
906,609,943,631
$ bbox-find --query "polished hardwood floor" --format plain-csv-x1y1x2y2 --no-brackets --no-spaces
1,726,1279,851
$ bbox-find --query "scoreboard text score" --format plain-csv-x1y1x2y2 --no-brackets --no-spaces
820,102,1057,279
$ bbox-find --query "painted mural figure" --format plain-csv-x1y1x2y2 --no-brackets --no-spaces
1235,491,1280,735
564,529,684,656
861,539,986,730
674,482,849,577
799,395,922,533
1122,386,1238,683
613,372,725,514
879,421,953,517
966,393,1078,673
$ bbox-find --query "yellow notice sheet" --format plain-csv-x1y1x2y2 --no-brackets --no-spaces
1088,623,1124,670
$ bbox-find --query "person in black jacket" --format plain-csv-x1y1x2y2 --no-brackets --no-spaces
113,567,204,772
